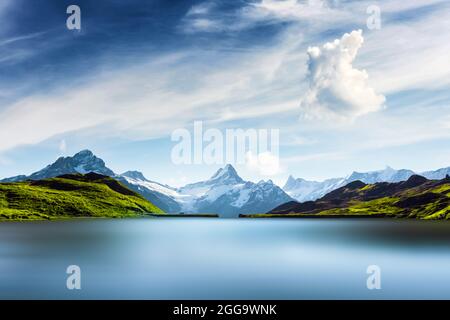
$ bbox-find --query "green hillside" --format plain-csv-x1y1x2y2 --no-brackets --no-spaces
245,175,450,220
0,173,164,221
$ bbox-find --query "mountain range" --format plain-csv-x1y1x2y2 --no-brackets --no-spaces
283,166,450,202
1,150,291,218
1,150,449,217
263,174,450,220
118,162,293,217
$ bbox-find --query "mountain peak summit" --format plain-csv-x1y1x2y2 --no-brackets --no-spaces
74,149,94,158
121,171,147,181
24,150,115,180
284,175,298,189
209,164,243,184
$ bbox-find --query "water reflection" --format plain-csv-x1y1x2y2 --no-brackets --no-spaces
0,218,449,299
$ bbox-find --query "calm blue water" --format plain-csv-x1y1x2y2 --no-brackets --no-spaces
0,218,449,299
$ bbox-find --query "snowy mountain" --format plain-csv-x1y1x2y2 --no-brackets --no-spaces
177,164,292,217
116,164,292,217
179,164,244,196
421,167,450,180
283,176,345,202
116,171,186,213
0,150,290,217
1,150,114,182
2,149,448,217
345,166,415,184
0,150,184,213
283,166,448,202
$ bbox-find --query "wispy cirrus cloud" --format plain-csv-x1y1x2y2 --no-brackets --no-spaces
0,38,305,153
0,31,47,47
361,4,450,94
186,1,216,16
240,0,347,23
180,0,350,33
1,0,450,183
0,32,48,65
2,0,450,154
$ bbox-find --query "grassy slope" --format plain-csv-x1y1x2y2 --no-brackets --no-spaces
317,183,450,219
244,178,450,220
0,173,164,221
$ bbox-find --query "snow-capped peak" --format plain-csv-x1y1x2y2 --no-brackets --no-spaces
284,166,419,203
25,149,115,180
257,179,273,186
284,175,303,189
345,166,414,184
208,164,243,184
73,149,95,159
285,175,296,185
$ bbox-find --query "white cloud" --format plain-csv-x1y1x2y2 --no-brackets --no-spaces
380,0,448,13
181,1,229,33
181,1,450,96
1,0,450,176
181,0,350,33
0,37,305,153
300,30,385,121
361,6,450,94
0,32,46,47
184,18,221,33
245,151,281,176
186,2,215,16
179,1,450,118
243,0,337,21
348,105,450,150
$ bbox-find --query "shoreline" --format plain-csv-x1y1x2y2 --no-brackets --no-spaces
240,213,390,219
147,213,219,218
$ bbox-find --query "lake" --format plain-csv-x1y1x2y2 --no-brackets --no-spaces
0,218,449,299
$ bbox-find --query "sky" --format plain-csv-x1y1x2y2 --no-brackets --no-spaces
0,0,450,186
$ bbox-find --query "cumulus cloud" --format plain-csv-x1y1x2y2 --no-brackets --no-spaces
300,30,385,121
245,151,281,176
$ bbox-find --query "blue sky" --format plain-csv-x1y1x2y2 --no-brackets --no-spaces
1,0,450,186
